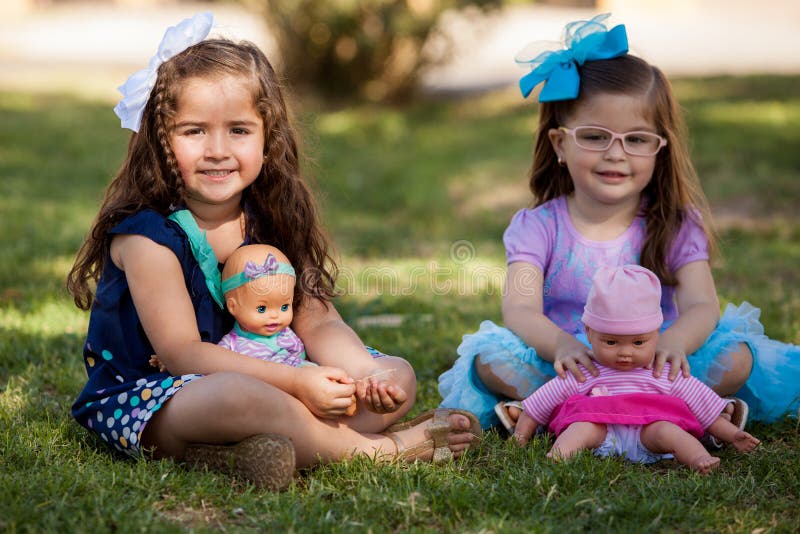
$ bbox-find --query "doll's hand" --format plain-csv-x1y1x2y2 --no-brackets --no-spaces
553,342,598,382
293,365,357,418
149,354,168,373
355,369,407,414
513,411,539,446
651,342,691,381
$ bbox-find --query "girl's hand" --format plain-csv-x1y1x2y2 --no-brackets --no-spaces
553,342,598,382
513,411,539,446
354,370,407,414
293,365,357,418
651,342,691,381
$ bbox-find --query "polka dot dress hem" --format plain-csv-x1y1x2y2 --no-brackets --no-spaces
84,373,203,457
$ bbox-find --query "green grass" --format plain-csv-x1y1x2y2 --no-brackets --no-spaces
2,75,800,532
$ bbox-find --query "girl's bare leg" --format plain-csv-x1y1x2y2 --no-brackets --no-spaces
640,421,719,474
711,343,753,397
474,353,545,400
548,421,607,460
141,372,475,467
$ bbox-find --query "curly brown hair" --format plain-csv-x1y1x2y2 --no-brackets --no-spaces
528,54,717,285
67,39,337,310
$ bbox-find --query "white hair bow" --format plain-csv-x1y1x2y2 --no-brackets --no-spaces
113,12,214,132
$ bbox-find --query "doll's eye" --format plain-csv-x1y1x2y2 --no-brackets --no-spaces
281,304,290,312
257,306,266,313
605,340,616,346
633,340,644,346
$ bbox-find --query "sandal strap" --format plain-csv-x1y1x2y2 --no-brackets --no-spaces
381,408,456,463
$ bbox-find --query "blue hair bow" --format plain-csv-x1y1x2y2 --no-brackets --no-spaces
516,13,628,102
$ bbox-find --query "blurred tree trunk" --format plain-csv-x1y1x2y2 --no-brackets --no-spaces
242,0,501,102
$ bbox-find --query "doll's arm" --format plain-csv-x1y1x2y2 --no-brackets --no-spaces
114,234,356,418
503,261,597,381
653,261,720,380
149,354,168,372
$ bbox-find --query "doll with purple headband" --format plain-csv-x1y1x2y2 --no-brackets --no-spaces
150,245,311,366
438,13,800,434
150,244,360,413
512,265,760,474
217,245,308,367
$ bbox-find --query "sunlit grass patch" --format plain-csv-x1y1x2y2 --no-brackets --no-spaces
2,76,799,531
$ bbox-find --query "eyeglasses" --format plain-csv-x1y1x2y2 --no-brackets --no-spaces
559,126,667,156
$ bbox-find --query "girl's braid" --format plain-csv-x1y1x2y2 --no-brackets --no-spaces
152,77,184,201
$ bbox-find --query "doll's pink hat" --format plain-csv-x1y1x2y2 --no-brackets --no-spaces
582,264,663,335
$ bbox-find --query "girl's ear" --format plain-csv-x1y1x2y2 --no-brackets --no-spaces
548,127,566,162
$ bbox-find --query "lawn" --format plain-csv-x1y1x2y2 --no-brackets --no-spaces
1,75,799,532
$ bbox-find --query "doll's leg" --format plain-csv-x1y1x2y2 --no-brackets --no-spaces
711,343,753,397
547,421,607,461
140,371,477,468
640,421,719,474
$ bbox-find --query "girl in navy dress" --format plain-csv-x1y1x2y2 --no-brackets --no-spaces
67,12,479,490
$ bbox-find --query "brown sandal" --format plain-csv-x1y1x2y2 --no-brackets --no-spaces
184,433,296,491
382,408,482,463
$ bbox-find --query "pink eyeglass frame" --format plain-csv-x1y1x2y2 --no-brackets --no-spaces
559,126,668,156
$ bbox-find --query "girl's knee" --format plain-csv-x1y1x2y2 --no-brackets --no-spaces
714,343,753,395
383,355,416,385
474,352,541,399
729,343,753,377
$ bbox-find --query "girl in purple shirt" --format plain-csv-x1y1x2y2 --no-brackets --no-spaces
438,14,800,430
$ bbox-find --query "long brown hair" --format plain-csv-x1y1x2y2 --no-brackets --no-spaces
528,54,716,285
67,39,337,310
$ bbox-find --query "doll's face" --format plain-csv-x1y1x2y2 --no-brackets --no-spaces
585,326,659,371
227,275,294,336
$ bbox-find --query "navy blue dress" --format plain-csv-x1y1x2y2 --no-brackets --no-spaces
71,210,233,456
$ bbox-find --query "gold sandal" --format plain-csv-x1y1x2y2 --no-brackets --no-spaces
382,408,482,463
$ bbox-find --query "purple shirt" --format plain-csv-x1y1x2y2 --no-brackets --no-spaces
503,196,708,335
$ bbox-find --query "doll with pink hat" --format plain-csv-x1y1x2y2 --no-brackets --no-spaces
513,265,760,474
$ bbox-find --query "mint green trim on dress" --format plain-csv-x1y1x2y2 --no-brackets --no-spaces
167,210,225,308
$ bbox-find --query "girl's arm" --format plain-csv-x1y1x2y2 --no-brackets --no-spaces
290,295,407,413
653,260,720,380
291,296,377,379
502,261,597,381
113,234,356,417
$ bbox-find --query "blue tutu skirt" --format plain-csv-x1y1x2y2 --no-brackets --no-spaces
438,303,799,429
